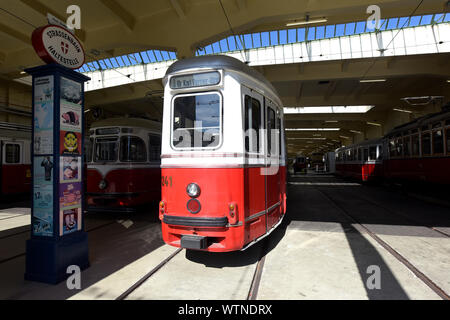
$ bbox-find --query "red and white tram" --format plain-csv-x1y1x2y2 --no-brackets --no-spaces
335,138,383,182
383,108,450,184
0,134,31,195
159,55,287,252
86,118,162,212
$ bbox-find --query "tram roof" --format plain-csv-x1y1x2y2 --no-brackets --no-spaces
387,107,450,136
336,138,383,151
90,117,162,130
164,55,279,101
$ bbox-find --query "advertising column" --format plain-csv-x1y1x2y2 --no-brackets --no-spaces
25,64,90,284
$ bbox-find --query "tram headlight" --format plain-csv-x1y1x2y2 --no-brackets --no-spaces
186,183,201,198
99,179,107,190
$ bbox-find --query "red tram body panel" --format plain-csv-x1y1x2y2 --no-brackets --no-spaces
160,55,287,252
0,137,31,195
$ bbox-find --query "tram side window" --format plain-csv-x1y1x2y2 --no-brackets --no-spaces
363,148,369,161
403,136,411,157
95,137,118,162
5,144,20,163
173,93,221,149
396,138,403,157
369,146,376,161
358,148,362,161
120,136,147,162
389,139,396,157
267,107,276,156
432,129,444,154
447,128,450,154
244,95,261,153
421,132,431,156
411,134,420,156
85,138,93,162
149,135,161,161
377,145,383,160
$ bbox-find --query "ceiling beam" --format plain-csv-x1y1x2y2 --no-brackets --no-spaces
170,0,187,20
0,22,30,45
99,0,137,31
19,0,86,41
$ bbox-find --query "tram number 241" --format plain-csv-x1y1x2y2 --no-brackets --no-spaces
161,176,173,188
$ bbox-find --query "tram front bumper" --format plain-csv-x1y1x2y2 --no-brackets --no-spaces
163,214,229,227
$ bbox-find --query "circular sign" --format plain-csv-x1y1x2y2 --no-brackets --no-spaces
32,25,85,69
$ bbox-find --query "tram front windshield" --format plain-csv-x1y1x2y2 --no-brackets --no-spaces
172,93,221,149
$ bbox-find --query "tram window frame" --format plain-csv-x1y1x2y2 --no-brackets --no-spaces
171,91,223,150
86,138,93,163
432,127,444,155
267,106,276,156
395,136,403,157
369,146,377,161
389,138,396,157
403,135,411,157
358,148,362,161
363,148,369,162
244,95,262,154
411,134,420,157
377,145,383,160
277,116,282,157
120,136,147,162
149,134,161,162
4,143,21,164
446,127,450,155
421,130,431,156
94,137,119,162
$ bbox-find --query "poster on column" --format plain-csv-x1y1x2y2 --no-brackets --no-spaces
59,182,82,209
60,130,82,155
33,76,54,155
59,207,81,236
32,156,54,237
60,156,81,183
60,77,82,105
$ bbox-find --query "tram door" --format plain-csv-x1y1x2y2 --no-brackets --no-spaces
265,100,281,230
242,87,267,242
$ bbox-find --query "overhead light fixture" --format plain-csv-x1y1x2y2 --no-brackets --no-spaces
286,18,327,27
286,128,340,131
339,135,350,139
360,79,386,83
366,121,381,127
324,120,338,123
350,130,363,134
20,71,26,75
287,137,326,140
284,106,374,114
393,108,413,113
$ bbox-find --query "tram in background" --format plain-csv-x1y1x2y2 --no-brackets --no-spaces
0,133,31,196
335,139,384,182
335,107,450,183
293,153,307,174
86,117,162,212
159,55,287,252
383,107,450,184
310,152,324,171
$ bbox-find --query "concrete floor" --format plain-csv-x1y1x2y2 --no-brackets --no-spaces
0,174,449,300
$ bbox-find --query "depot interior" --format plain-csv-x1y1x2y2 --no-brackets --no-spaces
0,0,449,300
1,0,449,158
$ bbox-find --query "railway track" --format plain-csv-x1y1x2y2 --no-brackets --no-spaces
314,186,450,300
343,189,450,238
116,240,271,300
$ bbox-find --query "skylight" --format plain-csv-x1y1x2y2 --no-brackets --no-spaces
195,13,450,56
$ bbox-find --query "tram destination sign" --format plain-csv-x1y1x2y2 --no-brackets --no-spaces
170,71,220,89
32,25,85,70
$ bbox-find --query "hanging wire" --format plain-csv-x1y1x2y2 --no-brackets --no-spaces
217,0,247,62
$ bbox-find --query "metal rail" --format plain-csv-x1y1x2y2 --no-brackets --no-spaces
116,248,183,300
316,187,450,300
